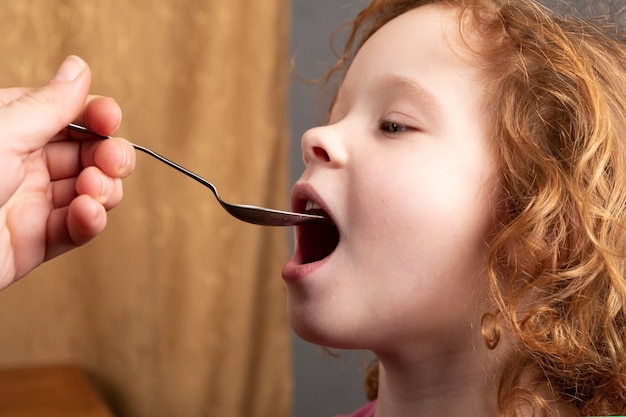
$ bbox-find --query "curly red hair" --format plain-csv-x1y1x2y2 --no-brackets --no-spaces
318,1,626,415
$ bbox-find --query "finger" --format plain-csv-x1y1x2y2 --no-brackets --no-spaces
44,137,135,181
67,195,107,244
0,88,108,113
44,195,106,261
44,140,82,180
80,96,122,136
0,87,34,107
79,137,135,178
0,56,91,152
47,96,122,143
75,166,124,210
49,177,78,209
92,137,136,178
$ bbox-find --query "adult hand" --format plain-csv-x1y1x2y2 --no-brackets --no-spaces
0,55,136,289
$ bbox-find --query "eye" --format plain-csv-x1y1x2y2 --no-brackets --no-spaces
379,119,411,136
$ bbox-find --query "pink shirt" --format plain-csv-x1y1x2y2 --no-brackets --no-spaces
335,401,377,417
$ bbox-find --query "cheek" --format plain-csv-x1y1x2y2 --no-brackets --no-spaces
345,137,497,253
354,160,495,271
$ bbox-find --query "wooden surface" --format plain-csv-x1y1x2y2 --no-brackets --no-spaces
0,365,113,417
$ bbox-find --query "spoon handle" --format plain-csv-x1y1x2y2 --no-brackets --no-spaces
66,123,220,196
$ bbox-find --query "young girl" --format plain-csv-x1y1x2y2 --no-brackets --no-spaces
282,0,626,416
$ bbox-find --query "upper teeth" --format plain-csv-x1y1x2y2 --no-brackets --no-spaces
305,200,321,211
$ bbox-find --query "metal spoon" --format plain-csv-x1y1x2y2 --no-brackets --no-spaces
66,123,325,226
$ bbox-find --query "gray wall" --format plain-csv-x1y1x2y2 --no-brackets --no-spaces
289,1,371,417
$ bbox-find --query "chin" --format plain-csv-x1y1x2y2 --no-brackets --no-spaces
287,305,368,350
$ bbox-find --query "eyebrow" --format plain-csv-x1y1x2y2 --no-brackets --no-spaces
331,73,444,124
376,74,443,121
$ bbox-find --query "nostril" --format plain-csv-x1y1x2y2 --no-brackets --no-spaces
313,146,330,162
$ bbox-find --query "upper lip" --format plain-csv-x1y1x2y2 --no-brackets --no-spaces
291,182,334,223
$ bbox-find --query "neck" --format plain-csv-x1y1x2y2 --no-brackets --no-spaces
372,341,502,417
371,343,581,417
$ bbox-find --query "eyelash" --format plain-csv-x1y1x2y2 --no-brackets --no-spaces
379,119,412,136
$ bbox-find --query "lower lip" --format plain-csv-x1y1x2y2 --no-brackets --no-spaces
281,255,331,282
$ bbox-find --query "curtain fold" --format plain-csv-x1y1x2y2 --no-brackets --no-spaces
0,1,292,416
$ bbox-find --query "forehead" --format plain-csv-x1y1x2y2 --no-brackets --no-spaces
336,4,488,119
353,4,480,79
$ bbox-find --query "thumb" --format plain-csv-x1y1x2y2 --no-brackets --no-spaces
0,55,92,151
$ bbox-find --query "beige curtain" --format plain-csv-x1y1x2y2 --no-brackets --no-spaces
0,1,292,417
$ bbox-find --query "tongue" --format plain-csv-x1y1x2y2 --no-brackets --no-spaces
299,219,339,264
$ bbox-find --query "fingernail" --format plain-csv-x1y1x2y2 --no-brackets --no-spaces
112,104,123,132
98,175,111,203
53,55,85,81
118,142,129,170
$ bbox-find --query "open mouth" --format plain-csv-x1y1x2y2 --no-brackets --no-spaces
296,200,340,264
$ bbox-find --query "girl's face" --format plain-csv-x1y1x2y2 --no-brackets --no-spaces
283,4,498,358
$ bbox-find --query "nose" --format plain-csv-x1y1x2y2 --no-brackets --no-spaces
301,124,348,168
